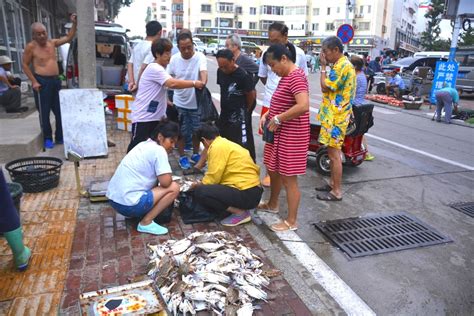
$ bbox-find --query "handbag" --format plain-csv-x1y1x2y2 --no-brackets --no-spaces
195,87,219,123
178,191,216,224
262,120,274,144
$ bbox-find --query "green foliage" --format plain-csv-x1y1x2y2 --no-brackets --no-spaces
108,0,133,19
420,0,445,50
460,28,474,46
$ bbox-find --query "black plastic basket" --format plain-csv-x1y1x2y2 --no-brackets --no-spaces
7,182,23,215
5,157,63,193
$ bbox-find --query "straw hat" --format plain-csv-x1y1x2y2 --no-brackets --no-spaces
0,56,14,65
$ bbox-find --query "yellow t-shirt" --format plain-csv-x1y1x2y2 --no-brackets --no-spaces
202,136,261,190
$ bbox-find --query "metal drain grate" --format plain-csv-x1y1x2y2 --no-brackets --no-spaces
449,202,474,218
313,213,452,259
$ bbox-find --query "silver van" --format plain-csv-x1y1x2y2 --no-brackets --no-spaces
455,47,474,94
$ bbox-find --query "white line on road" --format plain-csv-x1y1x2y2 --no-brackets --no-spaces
258,212,376,316
366,133,474,170
372,107,397,115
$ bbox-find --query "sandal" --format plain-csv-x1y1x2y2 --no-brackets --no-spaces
315,184,332,192
257,201,279,214
270,220,298,232
316,192,342,201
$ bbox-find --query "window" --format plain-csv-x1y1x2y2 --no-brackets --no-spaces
260,5,284,15
249,22,257,29
367,5,371,14
326,23,335,31
236,6,242,14
327,7,331,15
216,2,234,13
201,20,211,27
215,18,232,27
201,4,211,12
160,14,166,19
250,7,256,15
337,7,340,13
360,6,364,14
236,21,242,28
172,3,183,11
160,6,166,11
260,20,283,30
313,8,319,15
284,6,307,15
312,23,319,31
359,22,370,30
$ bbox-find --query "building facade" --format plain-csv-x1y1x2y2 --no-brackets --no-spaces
179,0,422,57
0,0,75,73
145,0,173,38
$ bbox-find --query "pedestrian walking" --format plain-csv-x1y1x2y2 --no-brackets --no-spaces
215,49,256,160
22,14,77,149
127,38,204,152
167,32,208,170
0,169,31,271
351,55,374,161
434,85,459,124
315,36,356,201
258,22,308,187
126,21,162,92
257,44,310,232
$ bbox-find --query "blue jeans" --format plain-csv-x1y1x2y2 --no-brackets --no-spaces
33,74,62,141
435,91,453,123
109,190,154,218
176,107,200,149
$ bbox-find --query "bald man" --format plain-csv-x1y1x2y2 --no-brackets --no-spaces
22,14,77,149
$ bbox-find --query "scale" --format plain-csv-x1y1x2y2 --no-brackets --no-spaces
67,149,109,202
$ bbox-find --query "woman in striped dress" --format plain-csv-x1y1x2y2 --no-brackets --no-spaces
258,44,310,232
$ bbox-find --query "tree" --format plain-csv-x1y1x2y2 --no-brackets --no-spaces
420,0,445,51
460,27,474,46
107,0,133,20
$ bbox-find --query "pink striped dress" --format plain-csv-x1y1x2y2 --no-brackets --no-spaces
263,68,310,176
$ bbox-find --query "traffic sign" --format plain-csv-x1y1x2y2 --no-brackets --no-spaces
337,24,354,44
430,60,459,104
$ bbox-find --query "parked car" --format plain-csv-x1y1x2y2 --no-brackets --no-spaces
66,22,130,97
455,48,474,94
194,41,207,54
382,56,447,74
241,41,261,56
206,43,224,55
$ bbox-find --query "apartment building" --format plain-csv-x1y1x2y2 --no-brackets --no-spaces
145,0,174,38
179,0,421,56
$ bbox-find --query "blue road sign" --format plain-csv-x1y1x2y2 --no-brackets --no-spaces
337,24,354,44
430,61,459,104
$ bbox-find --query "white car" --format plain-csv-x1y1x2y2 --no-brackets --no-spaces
206,43,219,55
194,41,207,54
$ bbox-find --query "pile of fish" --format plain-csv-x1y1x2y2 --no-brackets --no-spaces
147,231,273,315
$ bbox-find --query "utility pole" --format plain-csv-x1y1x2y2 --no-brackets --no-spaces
217,16,220,45
344,0,351,52
449,15,462,61
77,0,96,88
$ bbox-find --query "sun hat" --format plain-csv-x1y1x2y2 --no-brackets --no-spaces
0,56,14,65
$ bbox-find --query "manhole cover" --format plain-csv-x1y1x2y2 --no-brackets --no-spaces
313,213,453,259
449,202,474,218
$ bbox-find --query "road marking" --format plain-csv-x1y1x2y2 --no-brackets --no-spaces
258,212,376,316
366,133,474,170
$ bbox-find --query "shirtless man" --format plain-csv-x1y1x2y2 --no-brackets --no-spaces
22,14,77,149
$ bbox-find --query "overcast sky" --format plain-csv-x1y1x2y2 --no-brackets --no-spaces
115,2,454,41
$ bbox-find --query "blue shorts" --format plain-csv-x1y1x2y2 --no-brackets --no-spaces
109,190,154,218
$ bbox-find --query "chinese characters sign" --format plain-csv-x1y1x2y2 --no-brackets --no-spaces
430,61,459,103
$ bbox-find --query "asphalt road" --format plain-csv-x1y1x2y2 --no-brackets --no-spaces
205,55,474,315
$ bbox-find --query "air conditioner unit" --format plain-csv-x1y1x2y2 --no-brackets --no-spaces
354,24,359,29
355,13,364,18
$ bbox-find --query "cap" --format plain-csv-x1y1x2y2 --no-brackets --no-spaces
0,56,14,65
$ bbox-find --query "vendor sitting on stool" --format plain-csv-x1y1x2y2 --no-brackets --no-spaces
385,70,406,99
0,56,27,113
192,123,263,227
106,119,180,235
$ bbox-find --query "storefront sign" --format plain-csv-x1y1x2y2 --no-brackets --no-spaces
195,27,267,38
430,61,459,104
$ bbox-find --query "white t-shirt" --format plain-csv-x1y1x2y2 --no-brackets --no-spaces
167,52,207,109
106,139,172,206
129,40,154,81
258,45,308,107
131,63,171,123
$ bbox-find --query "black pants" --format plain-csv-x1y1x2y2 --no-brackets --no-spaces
367,75,375,93
33,74,62,141
194,184,263,213
0,169,20,233
0,88,21,112
127,121,159,153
